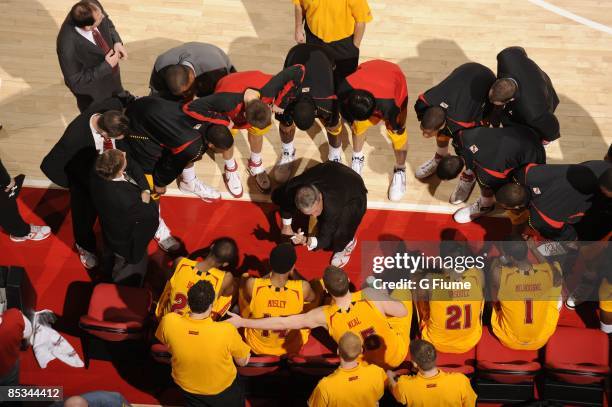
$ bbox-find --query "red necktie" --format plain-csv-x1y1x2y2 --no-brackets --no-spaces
102,137,114,151
92,29,118,73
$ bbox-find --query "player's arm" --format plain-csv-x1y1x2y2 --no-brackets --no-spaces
386,371,408,405
220,271,235,297
241,275,256,304
415,277,431,323
489,257,503,301
182,95,232,126
362,287,408,318
260,65,306,110
413,94,430,121
302,280,316,303
226,307,326,331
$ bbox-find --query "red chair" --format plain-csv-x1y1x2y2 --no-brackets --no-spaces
287,332,339,376
79,283,152,342
437,348,476,376
151,343,171,364
545,326,609,386
238,355,283,376
476,328,541,385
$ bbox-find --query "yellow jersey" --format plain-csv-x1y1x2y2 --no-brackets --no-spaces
308,361,386,407
155,258,232,321
392,370,477,407
293,0,373,43
599,277,612,313
155,313,250,395
245,278,310,356
421,269,484,353
492,262,562,350
387,289,413,350
323,292,408,368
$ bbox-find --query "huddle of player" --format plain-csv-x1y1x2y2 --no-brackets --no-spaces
152,234,606,406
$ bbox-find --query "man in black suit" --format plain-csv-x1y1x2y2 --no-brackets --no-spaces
57,0,128,112
40,98,129,269
91,150,159,286
272,161,368,268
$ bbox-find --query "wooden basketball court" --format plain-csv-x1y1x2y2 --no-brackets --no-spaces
0,0,610,212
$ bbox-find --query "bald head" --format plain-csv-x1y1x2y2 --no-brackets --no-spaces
338,332,362,362
64,396,89,407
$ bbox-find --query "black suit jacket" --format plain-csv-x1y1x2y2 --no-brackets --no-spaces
57,0,123,109
90,168,159,263
0,159,10,190
272,161,368,250
40,98,125,188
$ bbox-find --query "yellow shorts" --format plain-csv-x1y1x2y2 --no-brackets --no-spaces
230,125,271,137
351,118,408,150
601,301,612,313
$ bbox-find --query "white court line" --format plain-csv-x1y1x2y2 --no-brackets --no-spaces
527,0,612,35
22,178,457,215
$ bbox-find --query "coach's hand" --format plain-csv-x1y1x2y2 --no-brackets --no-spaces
290,228,307,245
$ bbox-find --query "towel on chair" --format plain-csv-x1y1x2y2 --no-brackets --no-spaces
29,310,84,369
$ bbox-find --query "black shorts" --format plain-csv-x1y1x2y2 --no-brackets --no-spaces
305,24,359,85
181,376,245,407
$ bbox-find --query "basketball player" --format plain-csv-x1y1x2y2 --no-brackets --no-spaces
273,43,342,183
308,332,386,407
490,237,562,350
156,237,239,321
414,62,495,192
490,47,560,143
242,243,315,356
336,59,409,201
599,264,612,334
436,125,545,223
495,160,611,241
417,241,484,353
183,65,305,197
387,339,477,407
227,266,409,369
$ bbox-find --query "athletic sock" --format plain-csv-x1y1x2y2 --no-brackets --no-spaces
329,145,342,157
181,166,196,183
282,142,295,153
225,158,237,170
250,152,262,164
353,150,364,159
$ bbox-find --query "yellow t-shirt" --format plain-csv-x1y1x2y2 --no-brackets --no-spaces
392,370,477,407
155,258,232,321
155,313,251,395
599,277,612,313
293,0,373,43
421,269,484,353
323,292,408,368
492,262,562,350
308,362,386,407
245,278,310,356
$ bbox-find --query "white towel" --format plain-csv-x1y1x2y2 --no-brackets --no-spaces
30,310,84,369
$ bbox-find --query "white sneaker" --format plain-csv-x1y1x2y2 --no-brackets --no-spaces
536,242,567,257
450,172,476,204
223,163,243,198
155,218,180,253
416,153,444,180
331,238,357,268
274,149,296,183
388,167,407,202
75,243,98,269
178,177,220,202
328,149,342,163
351,155,365,175
248,159,271,193
10,225,51,242
453,198,494,224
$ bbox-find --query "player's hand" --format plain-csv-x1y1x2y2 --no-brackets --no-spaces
154,184,167,195
386,370,397,383
4,178,15,193
141,190,151,203
295,27,306,44
113,42,128,60
225,311,244,328
290,228,307,245
105,49,120,68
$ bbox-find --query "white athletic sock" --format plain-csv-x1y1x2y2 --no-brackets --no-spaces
464,168,474,176
329,145,342,157
181,166,196,183
250,151,262,164
282,142,295,153
353,150,364,159
225,158,237,170
436,146,449,157
480,195,494,207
